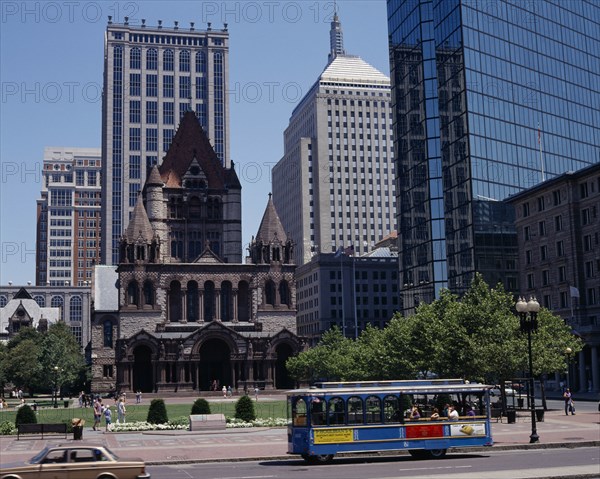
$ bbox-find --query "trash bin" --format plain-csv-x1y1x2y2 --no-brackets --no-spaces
535,409,544,422
72,418,85,440
517,398,524,408
64,400,69,408
506,410,516,423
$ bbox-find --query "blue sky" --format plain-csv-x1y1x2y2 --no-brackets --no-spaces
0,0,390,285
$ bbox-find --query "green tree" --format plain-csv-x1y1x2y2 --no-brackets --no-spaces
0,342,7,395
234,395,256,422
4,338,44,395
40,322,88,396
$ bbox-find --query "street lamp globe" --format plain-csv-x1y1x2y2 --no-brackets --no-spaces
526,297,540,313
565,347,572,355
515,297,528,314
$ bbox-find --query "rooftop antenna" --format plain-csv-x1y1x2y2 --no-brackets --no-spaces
328,0,345,63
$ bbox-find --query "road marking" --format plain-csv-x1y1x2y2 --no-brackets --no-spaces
395,465,472,472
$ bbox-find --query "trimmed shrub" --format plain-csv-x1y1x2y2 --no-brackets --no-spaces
0,420,16,435
15,404,37,427
191,398,211,415
234,395,256,422
147,399,168,424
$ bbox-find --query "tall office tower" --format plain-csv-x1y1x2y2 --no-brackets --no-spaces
387,0,600,312
101,18,230,264
36,147,102,287
272,14,396,265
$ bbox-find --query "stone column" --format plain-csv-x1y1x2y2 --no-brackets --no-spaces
232,289,238,323
199,291,204,322
215,289,221,321
166,289,171,323
578,349,587,393
591,345,599,392
181,288,187,323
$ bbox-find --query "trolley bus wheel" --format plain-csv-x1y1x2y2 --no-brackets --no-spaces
303,454,334,464
428,449,447,459
408,450,429,459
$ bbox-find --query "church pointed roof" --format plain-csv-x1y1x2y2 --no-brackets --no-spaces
146,165,163,186
13,287,33,300
255,194,287,244
124,195,154,242
159,111,226,189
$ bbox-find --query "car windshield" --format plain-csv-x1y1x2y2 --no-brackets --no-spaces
30,447,51,464
103,446,119,460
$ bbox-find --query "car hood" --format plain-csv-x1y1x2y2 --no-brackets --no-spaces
0,460,33,470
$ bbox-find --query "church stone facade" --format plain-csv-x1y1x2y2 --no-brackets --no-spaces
91,112,304,393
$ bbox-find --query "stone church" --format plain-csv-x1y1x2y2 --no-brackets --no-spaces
91,112,304,393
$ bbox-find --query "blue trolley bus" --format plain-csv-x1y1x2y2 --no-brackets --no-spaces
287,379,494,464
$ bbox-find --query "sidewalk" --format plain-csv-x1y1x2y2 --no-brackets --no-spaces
1,408,598,466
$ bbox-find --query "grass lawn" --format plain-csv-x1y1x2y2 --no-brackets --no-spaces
0,399,288,426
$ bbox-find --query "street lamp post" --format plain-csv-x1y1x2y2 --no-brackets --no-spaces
516,296,540,444
52,366,59,408
564,347,573,390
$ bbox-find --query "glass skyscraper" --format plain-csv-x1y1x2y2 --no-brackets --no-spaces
388,0,600,312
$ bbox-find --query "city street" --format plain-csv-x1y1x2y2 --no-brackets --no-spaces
147,447,600,479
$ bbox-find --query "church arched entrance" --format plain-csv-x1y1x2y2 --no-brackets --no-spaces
198,338,231,391
132,345,154,393
275,343,295,389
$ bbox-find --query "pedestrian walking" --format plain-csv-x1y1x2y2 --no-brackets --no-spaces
93,398,102,431
254,386,259,401
227,385,232,397
563,388,575,415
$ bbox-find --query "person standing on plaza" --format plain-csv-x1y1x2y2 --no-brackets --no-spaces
117,398,126,423
93,398,102,431
103,404,112,431
222,385,227,398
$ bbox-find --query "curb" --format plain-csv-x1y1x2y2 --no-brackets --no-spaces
144,440,600,466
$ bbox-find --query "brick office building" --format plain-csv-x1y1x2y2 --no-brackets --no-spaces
507,163,600,393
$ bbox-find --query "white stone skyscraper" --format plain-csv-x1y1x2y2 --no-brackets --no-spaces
272,14,396,265
101,17,230,264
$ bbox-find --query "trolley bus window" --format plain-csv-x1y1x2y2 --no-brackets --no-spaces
347,396,364,425
311,397,325,425
292,397,307,426
366,396,382,423
328,397,345,425
383,395,402,423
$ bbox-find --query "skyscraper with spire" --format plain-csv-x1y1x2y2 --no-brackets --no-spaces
272,13,396,265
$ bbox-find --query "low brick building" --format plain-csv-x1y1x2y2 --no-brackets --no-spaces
91,113,304,393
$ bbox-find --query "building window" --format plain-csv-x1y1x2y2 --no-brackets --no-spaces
146,101,157,124
584,235,592,251
129,128,141,150
163,102,174,125
179,50,190,72
129,155,141,179
525,250,532,265
527,273,535,289
146,48,157,70
537,196,545,211
103,365,114,378
554,215,562,232
556,240,564,257
129,100,141,123
538,221,546,236
130,47,141,69
560,291,568,308
553,190,561,205
585,261,594,278
146,74,158,97
522,202,530,217
524,226,530,241
540,245,547,260
163,75,174,98
558,266,566,282
69,296,82,322
588,288,597,305
146,128,158,151
543,295,552,309
103,320,113,348
129,73,140,96
163,49,174,71
582,208,591,225
580,182,588,199
542,270,550,286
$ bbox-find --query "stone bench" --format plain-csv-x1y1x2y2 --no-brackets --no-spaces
17,423,68,440
189,414,226,431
